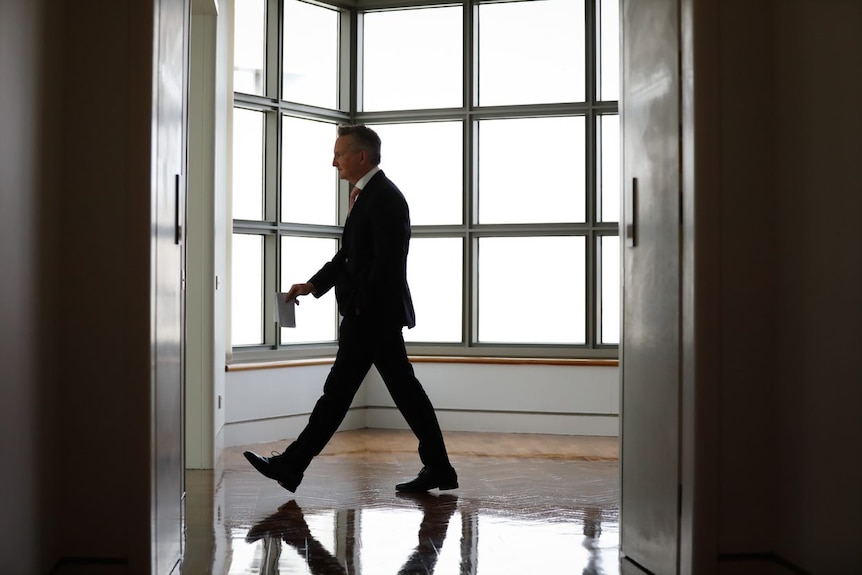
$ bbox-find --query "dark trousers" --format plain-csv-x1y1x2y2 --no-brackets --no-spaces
283,314,452,472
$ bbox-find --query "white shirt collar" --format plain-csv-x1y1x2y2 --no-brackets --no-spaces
353,166,381,190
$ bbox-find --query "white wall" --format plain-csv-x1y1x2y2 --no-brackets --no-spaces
367,363,619,435
771,1,862,572
715,0,779,559
707,1,862,573
0,2,47,572
225,364,369,446
187,0,230,470
224,363,619,447
187,3,218,469
213,0,231,463
0,0,164,572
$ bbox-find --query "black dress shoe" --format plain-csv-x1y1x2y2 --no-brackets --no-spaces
243,450,303,492
396,466,458,493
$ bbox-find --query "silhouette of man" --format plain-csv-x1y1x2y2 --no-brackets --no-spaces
243,125,457,494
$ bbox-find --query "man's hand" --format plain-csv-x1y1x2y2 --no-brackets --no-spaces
285,282,315,304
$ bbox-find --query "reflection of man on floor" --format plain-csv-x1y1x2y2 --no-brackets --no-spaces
245,494,458,575
246,501,344,575
394,493,458,575
581,506,604,575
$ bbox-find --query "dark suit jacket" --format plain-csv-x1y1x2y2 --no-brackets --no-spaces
309,170,416,329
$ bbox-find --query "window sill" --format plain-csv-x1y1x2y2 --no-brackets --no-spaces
226,355,618,372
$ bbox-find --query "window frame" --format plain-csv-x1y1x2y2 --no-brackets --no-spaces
231,0,619,361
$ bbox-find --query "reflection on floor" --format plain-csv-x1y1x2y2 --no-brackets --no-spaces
184,430,620,575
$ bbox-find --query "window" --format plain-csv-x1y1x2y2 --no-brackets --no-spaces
477,116,586,224
477,0,585,106
362,6,462,111
232,0,346,356
231,0,620,359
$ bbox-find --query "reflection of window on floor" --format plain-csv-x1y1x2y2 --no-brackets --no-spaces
230,510,338,575
478,511,620,574
233,504,620,575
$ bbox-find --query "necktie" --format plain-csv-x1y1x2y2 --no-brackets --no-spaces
348,186,361,213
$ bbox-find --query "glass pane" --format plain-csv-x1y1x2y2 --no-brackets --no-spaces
600,235,620,344
363,7,462,111
232,108,264,220
478,0,585,106
280,237,338,344
233,0,265,95
282,117,337,225
367,122,463,226
478,237,585,344
283,0,339,108
599,114,620,222
600,0,620,101
231,234,263,346
405,238,463,343
479,117,585,224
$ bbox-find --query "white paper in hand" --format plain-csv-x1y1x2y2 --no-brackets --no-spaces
275,292,297,328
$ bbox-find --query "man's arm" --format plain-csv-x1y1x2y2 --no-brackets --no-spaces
286,247,345,303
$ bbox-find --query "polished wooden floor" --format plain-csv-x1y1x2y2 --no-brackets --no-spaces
184,429,620,575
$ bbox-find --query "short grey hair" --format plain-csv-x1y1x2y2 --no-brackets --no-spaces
337,124,381,166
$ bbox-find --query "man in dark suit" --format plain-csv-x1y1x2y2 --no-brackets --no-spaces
244,125,458,494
